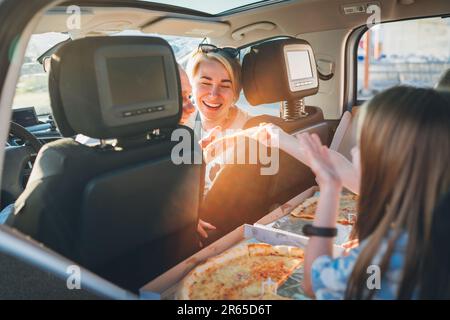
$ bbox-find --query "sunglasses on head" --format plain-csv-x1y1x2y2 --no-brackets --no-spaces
198,43,239,60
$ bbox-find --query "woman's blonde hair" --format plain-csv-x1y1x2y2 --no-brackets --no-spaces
346,86,450,299
187,49,242,102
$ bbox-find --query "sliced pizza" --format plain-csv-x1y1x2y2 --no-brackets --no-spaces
177,243,304,300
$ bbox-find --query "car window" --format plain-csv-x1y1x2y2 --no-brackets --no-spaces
12,33,69,116
12,31,202,116
137,0,285,15
114,30,202,62
357,17,450,101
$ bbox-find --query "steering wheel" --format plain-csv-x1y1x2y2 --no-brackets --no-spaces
1,121,43,209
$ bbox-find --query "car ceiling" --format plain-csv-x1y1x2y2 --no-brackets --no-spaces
36,0,450,47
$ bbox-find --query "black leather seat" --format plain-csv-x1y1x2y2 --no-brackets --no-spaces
7,36,202,292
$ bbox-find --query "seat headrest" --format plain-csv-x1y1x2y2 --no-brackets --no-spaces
242,38,319,106
49,36,181,139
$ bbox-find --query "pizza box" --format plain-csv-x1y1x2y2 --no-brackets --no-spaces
139,187,345,300
259,184,354,246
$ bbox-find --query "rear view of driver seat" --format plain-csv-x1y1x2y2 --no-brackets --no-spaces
8,36,202,292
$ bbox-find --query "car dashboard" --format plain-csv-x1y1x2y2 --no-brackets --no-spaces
9,107,62,146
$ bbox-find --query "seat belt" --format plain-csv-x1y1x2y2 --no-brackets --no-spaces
193,112,206,203
193,111,202,142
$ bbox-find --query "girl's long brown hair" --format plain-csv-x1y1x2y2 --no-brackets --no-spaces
345,86,450,299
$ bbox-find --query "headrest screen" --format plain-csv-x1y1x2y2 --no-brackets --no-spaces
242,39,319,106
49,36,181,139
94,43,180,129
107,56,168,106
286,51,313,81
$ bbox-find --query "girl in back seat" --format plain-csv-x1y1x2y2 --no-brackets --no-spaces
204,86,450,298
293,86,450,299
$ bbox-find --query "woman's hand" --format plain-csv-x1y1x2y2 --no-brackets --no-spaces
197,219,217,239
297,133,342,191
199,126,222,150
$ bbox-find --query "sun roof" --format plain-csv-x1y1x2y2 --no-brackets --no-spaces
139,0,282,15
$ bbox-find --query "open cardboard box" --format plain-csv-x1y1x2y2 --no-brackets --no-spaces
140,186,344,300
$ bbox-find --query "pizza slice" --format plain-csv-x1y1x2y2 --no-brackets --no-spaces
291,194,358,225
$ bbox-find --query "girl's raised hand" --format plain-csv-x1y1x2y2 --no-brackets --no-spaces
297,133,342,191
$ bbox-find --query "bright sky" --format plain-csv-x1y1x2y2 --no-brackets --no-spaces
141,0,264,14
26,32,69,59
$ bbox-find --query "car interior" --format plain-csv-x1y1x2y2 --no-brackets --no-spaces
0,0,449,299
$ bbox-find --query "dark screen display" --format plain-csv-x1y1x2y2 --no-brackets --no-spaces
107,56,168,107
287,50,313,81
12,107,39,127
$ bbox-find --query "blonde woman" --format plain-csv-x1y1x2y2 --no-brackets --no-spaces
186,44,250,134
186,44,252,240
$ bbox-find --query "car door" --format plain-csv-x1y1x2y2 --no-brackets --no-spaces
0,0,137,300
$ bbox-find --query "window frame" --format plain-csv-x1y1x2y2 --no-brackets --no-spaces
344,14,449,112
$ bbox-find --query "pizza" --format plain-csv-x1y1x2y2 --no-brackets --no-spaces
177,243,304,300
290,193,359,225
